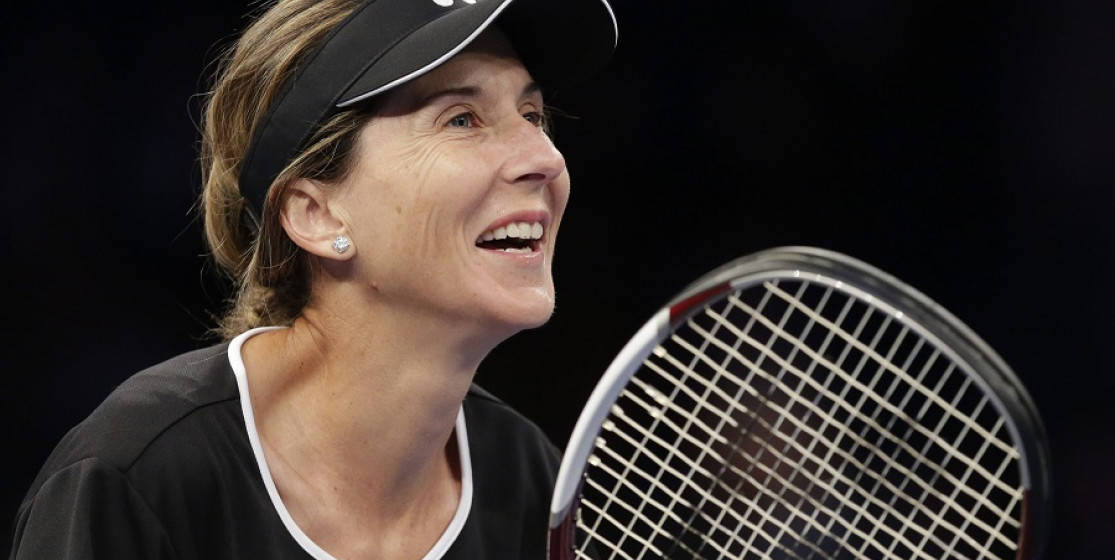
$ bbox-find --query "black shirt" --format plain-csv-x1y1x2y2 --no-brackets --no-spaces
10,339,560,559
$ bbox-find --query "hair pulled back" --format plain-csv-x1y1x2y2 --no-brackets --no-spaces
200,0,375,340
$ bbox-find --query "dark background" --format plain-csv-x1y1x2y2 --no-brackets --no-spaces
3,0,1112,556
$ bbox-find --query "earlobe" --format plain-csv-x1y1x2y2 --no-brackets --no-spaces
331,235,353,254
279,178,356,260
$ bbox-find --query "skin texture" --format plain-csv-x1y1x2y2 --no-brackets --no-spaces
240,29,569,560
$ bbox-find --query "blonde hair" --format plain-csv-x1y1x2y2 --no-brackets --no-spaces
199,0,375,339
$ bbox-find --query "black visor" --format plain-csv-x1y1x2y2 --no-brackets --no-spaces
238,0,617,217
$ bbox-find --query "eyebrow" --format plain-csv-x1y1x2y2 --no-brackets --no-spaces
415,81,543,109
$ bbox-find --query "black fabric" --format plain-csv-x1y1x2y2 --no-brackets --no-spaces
10,343,561,559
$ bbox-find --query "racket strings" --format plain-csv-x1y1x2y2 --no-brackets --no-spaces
707,288,900,559
582,287,805,559
704,314,1003,560
661,283,814,559
746,284,1023,555
762,283,1016,459
718,289,1022,533
719,286,875,559
673,324,959,560
580,285,826,560
591,288,791,558
687,310,1016,547
573,280,1024,560
724,293,1019,503
762,294,903,557
728,285,1021,558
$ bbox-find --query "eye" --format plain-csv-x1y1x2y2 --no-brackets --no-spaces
447,112,475,128
523,111,545,127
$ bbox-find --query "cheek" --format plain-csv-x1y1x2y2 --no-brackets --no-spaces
391,144,498,260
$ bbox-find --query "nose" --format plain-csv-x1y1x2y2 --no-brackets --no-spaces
500,118,567,188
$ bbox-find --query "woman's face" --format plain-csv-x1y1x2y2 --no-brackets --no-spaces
333,30,570,336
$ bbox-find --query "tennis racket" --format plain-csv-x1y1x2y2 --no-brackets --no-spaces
548,247,1050,560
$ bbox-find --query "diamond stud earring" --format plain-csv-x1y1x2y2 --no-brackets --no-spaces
332,235,352,254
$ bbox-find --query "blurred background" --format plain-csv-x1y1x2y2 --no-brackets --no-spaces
3,0,1111,556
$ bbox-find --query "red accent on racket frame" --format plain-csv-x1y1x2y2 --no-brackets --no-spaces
548,504,577,560
668,282,731,324
1018,490,1032,560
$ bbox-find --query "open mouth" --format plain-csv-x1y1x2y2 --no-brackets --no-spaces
475,221,543,254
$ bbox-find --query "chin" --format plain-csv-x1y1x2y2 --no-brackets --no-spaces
480,286,556,334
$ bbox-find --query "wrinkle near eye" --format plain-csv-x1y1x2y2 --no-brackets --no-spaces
396,134,453,190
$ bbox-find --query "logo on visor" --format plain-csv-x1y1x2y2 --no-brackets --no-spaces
432,0,477,6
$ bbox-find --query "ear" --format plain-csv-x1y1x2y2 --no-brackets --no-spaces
279,178,355,260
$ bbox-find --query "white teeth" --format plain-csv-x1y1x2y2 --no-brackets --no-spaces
500,247,531,253
477,221,545,245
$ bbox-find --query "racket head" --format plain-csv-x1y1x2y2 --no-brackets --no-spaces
549,246,1050,560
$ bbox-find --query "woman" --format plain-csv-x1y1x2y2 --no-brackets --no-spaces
10,0,617,558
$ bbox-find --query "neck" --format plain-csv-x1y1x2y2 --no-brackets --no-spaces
242,286,506,522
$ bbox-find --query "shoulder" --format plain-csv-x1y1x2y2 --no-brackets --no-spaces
463,383,559,459
462,382,561,487
454,385,563,556
10,456,180,559
13,342,258,558
24,343,242,497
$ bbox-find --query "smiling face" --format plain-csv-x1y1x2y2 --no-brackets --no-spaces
329,29,570,337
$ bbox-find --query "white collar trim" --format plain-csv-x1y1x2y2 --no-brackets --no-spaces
227,326,473,560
